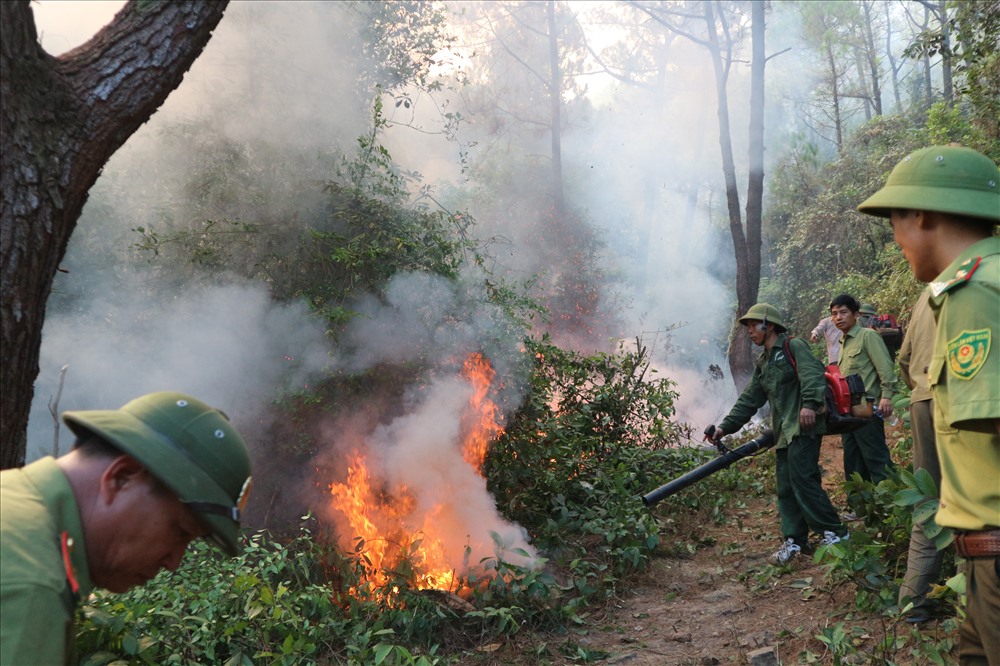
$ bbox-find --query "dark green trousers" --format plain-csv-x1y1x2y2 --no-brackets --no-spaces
776,433,845,543
841,417,895,485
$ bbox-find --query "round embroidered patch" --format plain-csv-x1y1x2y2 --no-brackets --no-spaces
947,329,991,380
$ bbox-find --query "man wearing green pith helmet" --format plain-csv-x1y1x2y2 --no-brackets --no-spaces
859,302,878,328
0,392,253,666
858,145,999,665
708,303,849,564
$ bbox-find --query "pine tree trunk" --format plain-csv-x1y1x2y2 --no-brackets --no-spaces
861,1,882,115
884,3,902,110
703,2,756,390
0,0,228,469
826,43,844,153
937,0,953,104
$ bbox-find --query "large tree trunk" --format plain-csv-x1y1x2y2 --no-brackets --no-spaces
826,43,844,153
0,0,229,469
883,2,902,111
735,0,766,391
703,2,754,390
854,44,873,122
920,6,934,106
861,1,882,115
633,0,768,389
935,0,953,104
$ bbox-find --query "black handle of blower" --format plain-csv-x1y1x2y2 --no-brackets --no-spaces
641,430,775,507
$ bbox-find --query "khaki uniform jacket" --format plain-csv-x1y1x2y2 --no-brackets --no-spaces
719,334,827,449
837,323,896,402
898,289,935,403
1,458,93,666
927,236,1000,531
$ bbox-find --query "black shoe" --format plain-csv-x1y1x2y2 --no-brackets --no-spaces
904,612,933,624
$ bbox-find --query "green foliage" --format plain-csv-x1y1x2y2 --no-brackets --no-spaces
804,464,961,664
349,1,460,97
903,0,1000,152
77,529,343,665
485,336,689,591
130,99,479,333
765,102,989,334
893,468,954,552
78,525,558,665
75,334,704,663
813,622,851,666
815,467,958,617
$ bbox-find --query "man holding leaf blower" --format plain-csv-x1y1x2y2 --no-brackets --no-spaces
708,303,849,563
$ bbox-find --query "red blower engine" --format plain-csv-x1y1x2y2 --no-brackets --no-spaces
824,364,871,433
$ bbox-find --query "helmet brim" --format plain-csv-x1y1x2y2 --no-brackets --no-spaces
63,410,241,556
737,315,786,331
858,184,1000,222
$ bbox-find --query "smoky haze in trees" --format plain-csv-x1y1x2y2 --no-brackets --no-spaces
27,1,948,464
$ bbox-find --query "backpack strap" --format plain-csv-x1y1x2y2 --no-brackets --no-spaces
783,337,798,374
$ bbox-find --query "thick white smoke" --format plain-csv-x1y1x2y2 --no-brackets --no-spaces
321,373,537,575
313,270,537,574
27,283,331,459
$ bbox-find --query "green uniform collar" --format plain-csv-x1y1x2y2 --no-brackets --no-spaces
930,236,1000,299
842,323,863,340
22,458,93,601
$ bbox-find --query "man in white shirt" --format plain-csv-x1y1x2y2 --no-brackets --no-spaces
810,315,841,364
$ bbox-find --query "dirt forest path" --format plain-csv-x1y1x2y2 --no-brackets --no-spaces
549,433,956,666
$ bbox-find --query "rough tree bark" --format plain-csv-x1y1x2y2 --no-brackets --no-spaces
0,0,229,469
702,1,766,391
735,0,766,391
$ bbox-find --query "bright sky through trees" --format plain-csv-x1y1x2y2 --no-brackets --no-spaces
32,0,124,55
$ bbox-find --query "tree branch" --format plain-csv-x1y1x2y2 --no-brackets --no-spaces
627,1,712,49
765,46,792,63
55,1,229,189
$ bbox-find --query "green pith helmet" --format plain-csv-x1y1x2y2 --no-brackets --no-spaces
63,392,252,556
857,145,1000,222
738,303,785,331
860,303,877,316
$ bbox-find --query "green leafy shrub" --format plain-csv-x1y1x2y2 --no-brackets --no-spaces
483,337,683,596
77,528,345,665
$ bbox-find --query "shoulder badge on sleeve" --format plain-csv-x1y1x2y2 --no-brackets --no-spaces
930,256,982,297
946,329,991,380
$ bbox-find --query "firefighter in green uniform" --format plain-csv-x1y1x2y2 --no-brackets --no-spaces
708,303,849,563
897,288,946,623
0,392,253,666
859,302,878,328
830,293,897,509
858,144,999,665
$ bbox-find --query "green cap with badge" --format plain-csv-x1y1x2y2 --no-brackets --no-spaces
860,303,877,316
857,145,1000,222
63,392,252,556
738,303,786,331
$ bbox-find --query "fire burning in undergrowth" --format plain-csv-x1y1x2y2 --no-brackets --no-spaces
327,353,533,594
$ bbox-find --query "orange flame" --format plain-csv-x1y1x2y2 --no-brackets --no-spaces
328,353,504,593
461,353,503,470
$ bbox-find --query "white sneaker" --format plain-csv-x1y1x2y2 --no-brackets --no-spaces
820,531,849,546
773,538,802,564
